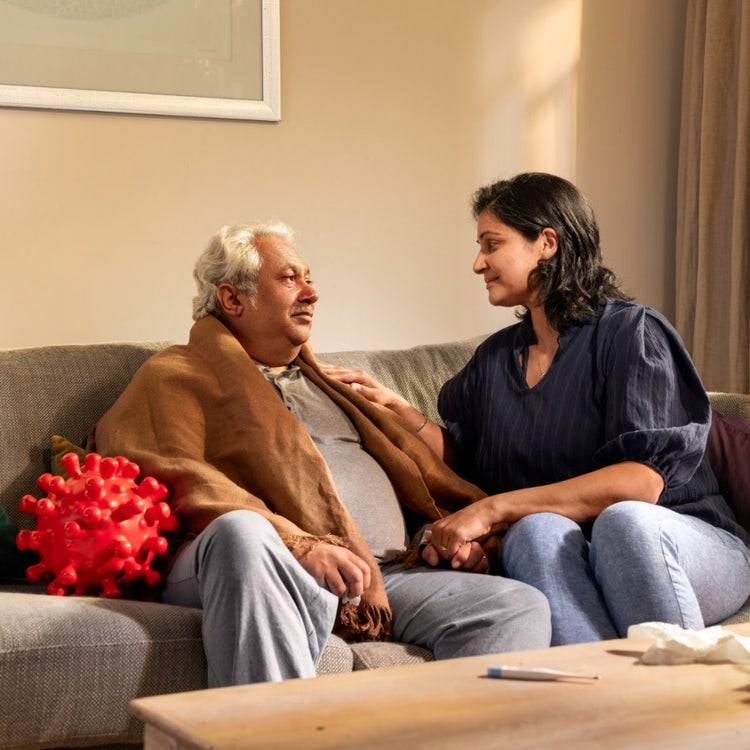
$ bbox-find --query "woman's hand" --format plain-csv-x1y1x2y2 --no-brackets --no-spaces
320,363,454,462
421,539,490,573
319,364,409,412
428,500,500,557
427,462,665,558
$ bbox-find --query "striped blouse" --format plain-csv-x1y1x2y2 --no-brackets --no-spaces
438,300,749,543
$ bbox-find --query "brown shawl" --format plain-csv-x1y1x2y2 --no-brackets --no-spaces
90,316,486,640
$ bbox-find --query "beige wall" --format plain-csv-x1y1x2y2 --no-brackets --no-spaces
577,0,686,320
0,0,684,353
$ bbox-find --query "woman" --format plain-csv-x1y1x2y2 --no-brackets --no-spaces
323,172,750,645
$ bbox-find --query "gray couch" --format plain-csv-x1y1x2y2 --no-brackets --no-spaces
1,337,748,750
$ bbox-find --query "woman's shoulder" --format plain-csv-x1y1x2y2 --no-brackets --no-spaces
598,300,679,337
594,300,696,373
599,299,645,323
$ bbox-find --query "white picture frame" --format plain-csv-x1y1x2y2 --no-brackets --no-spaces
0,0,281,121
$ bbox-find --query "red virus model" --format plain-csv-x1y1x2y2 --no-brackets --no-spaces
16,452,177,597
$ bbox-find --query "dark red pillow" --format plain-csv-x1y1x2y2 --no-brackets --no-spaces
706,411,750,535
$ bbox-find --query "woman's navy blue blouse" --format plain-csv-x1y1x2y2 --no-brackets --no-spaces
438,300,748,543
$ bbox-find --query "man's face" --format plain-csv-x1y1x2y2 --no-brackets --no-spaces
234,235,319,360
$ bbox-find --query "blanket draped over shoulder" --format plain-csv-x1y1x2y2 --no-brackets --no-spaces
90,316,486,640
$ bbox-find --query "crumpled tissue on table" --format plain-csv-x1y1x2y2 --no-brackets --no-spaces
627,622,750,666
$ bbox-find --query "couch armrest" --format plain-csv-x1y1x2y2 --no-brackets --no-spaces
708,392,750,420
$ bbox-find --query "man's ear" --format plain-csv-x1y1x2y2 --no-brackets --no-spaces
216,283,245,317
540,227,559,258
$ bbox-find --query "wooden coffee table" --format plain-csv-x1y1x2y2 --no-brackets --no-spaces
130,622,750,749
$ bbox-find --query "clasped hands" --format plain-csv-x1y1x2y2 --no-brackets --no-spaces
418,526,491,573
295,529,491,604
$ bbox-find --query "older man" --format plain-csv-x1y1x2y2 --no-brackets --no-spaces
91,222,550,687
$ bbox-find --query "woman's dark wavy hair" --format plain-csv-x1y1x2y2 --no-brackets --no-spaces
472,172,629,330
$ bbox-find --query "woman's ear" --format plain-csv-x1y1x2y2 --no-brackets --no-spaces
540,227,559,258
215,283,244,317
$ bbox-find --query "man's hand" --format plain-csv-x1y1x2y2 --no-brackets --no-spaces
421,540,490,574
294,543,372,602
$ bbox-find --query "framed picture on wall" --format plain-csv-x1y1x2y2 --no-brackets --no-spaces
0,0,280,121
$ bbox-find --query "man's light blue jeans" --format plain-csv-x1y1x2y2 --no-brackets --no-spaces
501,502,750,645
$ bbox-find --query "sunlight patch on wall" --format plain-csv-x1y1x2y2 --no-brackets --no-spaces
475,0,582,182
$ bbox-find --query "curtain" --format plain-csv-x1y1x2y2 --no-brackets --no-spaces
675,0,749,393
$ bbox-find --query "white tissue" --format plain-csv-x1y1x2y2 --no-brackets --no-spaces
627,622,750,665
341,594,361,607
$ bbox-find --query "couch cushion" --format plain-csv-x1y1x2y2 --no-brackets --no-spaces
349,641,434,670
0,592,206,749
706,410,750,535
722,596,750,624
317,634,354,674
0,585,356,748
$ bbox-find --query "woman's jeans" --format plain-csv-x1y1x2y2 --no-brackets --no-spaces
502,502,750,645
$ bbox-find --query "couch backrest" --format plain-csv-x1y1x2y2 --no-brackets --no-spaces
0,336,486,529
319,336,489,425
0,342,169,528
3,337,747,532
707,392,750,421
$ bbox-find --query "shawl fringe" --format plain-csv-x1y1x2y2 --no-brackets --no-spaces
280,533,348,558
335,599,392,642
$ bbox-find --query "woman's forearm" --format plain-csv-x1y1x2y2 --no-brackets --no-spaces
386,402,454,465
488,461,664,524
430,461,665,555
319,363,455,462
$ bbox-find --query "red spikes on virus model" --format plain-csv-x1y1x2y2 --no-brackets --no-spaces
16,452,178,597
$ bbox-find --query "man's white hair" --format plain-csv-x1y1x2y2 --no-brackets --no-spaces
192,221,295,321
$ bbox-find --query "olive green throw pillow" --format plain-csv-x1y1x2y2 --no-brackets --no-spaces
51,434,88,478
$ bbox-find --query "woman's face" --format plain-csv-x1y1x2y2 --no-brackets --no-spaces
473,210,549,308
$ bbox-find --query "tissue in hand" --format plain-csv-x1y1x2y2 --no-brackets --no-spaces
628,622,750,665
